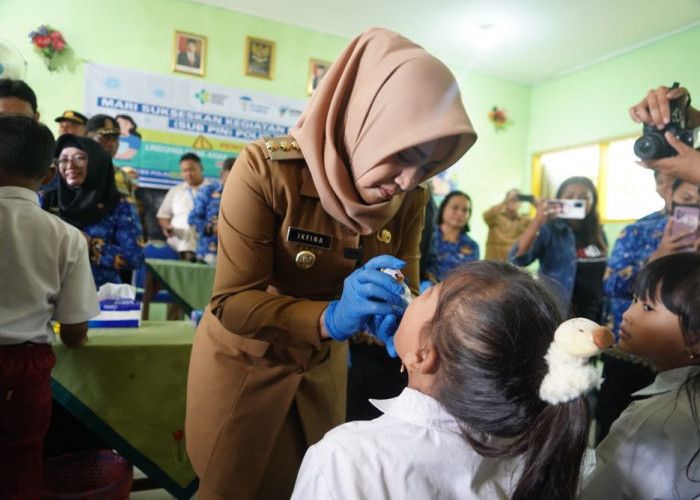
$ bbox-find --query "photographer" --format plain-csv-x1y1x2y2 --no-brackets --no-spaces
482,189,534,261
509,176,607,321
630,85,700,184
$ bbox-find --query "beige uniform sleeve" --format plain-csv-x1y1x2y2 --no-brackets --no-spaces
210,145,325,350
482,204,501,227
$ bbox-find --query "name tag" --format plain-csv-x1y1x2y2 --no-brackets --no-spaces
286,227,333,250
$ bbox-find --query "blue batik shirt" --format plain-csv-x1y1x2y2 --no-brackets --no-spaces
84,196,145,288
188,182,223,263
509,218,576,305
603,212,667,338
435,228,480,278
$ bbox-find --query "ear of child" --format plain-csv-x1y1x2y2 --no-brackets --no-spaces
404,346,438,372
404,344,439,394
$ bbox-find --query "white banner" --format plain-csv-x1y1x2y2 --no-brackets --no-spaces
84,63,307,188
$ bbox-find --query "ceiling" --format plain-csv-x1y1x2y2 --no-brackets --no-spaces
190,0,700,84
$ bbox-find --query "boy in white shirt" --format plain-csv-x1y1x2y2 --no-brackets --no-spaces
0,116,99,499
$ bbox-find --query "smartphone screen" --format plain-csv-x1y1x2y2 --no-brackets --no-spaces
671,204,700,250
547,199,586,219
516,194,535,203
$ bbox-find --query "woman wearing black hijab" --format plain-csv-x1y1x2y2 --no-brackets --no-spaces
42,134,144,288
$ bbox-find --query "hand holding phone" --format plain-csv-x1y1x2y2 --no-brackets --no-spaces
671,204,700,250
516,194,536,203
545,199,586,219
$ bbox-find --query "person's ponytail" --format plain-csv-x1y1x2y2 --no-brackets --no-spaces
512,398,589,500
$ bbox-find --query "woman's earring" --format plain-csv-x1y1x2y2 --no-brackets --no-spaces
400,363,405,373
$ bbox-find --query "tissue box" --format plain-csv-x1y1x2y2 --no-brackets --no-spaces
88,299,142,328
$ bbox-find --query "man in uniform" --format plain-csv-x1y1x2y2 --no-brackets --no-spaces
55,110,88,137
87,114,136,196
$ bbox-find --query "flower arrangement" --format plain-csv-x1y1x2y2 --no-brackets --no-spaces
488,106,510,132
28,25,68,71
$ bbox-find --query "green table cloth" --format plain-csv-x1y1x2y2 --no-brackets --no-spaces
52,321,198,499
145,258,216,313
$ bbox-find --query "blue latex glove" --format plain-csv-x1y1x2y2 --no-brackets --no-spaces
367,313,399,357
324,255,406,341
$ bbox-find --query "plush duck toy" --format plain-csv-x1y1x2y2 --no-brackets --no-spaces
539,317,615,405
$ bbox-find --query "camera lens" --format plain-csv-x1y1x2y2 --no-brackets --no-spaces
634,134,666,159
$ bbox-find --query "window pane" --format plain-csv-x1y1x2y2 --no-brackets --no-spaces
605,138,662,220
539,145,600,198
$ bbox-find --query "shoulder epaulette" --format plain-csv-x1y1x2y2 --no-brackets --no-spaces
263,135,304,161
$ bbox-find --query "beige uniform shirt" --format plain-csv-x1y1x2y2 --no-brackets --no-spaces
186,138,428,499
483,205,531,261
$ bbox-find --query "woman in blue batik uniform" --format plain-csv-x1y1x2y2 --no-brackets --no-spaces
434,190,479,278
42,134,144,288
188,157,235,263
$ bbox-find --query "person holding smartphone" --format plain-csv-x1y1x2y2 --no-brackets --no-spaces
482,188,534,261
509,176,607,321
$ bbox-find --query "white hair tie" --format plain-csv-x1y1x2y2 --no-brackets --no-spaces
539,318,615,405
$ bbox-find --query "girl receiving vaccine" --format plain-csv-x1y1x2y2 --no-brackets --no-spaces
583,252,700,499
293,261,596,499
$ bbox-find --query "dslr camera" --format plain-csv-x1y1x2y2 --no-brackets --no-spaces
633,82,700,160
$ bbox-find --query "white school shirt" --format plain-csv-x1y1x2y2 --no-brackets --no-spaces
292,387,522,500
156,180,209,252
581,365,700,499
0,186,99,344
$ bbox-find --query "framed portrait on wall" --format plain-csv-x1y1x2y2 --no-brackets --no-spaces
307,59,332,95
172,31,207,76
245,36,275,79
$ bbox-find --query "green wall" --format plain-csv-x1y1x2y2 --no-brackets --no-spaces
528,24,700,245
3,0,695,250
0,0,534,249
452,70,531,247
0,0,349,114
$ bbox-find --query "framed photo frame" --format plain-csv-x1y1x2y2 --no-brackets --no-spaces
245,36,275,79
172,31,207,76
307,58,332,95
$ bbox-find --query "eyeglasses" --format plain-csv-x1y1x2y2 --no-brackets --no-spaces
56,154,88,167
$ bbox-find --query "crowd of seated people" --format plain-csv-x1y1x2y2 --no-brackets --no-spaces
3,71,700,499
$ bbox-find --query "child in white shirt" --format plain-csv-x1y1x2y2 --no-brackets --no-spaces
0,115,99,499
293,260,593,499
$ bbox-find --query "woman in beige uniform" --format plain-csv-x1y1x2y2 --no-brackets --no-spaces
186,27,476,499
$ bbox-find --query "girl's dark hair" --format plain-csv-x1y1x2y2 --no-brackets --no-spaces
555,176,606,252
437,190,472,233
633,252,700,488
426,261,589,499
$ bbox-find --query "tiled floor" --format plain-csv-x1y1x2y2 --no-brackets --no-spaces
130,488,181,499
128,467,197,499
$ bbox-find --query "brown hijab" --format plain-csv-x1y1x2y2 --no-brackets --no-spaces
291,27,476,235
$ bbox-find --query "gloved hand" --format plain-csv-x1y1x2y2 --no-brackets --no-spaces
324,255,406,342
367,313,399,357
